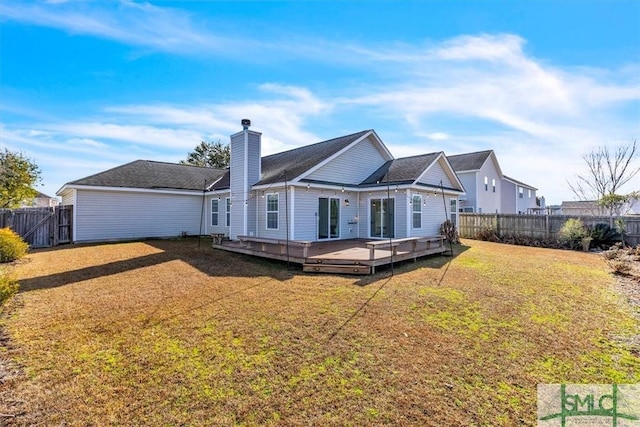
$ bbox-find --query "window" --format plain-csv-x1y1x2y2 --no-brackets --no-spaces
519,187,524,198
412,195,422,229
211,199,219,226
484,176,488,191
492,178,496,193
225,198,231,227
266,194,278,229
450,199,458,226
528,189,532,198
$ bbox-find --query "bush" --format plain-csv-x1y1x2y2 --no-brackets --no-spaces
477,226,499,242
0,272,19,306
0,228,29,263
440,220,460,244
589,223,622,249
558,218,588,250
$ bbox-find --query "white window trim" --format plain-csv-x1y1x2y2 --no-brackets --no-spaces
484,176,488,191
211,199,219,226
225,197,231,227
412,194,422,229
266,193,279,230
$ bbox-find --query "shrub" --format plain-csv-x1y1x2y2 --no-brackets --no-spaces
607,260,632,276
0,272,19,306
558,218,588,250
0,228,29,263
477,226,499,242
589,223,622,249
440,220,460,244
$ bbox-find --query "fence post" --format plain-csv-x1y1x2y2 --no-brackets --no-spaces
495,214,500,237
545,214,549,239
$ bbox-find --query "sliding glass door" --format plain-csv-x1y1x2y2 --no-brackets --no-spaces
318,197,340,239
370,198,395,238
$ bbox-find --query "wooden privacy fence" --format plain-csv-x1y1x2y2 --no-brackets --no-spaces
0,206,73,248
459,213,640,247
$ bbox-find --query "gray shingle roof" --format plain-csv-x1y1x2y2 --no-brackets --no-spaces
256,130,371,185
361,152,441,185
68,160,227,191
447,150,493,172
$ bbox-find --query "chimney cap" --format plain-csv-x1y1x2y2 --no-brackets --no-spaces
241,119,251,129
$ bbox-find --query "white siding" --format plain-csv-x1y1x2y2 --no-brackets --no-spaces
457,172,477,212
256,189,287,240
500,179,517,213
209,193,231,236
292,188,359,241
61,190,75,206
501,180,538,214
74,189,205,242
419,159,455,189
305,136,387,184
476,158,501,214
422,195,448,236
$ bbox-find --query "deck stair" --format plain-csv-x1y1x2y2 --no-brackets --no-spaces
303,258,372,275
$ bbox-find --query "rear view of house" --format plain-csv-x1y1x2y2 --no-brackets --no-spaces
58,121,465,243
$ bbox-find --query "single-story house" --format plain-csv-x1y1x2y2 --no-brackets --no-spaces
57,121,465,243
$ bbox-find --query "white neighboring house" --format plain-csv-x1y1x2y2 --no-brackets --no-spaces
447,150,502,214
447,150,540,214
57,123,466,243
21,191,60,208
501,175,539,214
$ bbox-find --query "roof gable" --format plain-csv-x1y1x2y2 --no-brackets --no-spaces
64,160,227,192
361,152,440,185
447,150,494,172
256,130,375,185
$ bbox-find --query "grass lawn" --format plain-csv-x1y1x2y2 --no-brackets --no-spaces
1,238,638,426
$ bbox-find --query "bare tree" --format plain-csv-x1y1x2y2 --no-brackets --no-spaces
568,140,639,217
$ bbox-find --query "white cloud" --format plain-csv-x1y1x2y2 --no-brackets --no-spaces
0,0,241,55
2,28,638,204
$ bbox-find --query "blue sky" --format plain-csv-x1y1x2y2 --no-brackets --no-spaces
1,0,639,204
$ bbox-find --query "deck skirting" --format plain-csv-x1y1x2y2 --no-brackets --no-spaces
212,236,448,275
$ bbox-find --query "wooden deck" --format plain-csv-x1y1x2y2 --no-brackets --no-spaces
211,236,449,275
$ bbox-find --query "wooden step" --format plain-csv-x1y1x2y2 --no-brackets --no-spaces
305,258,367,266
303,264,372,275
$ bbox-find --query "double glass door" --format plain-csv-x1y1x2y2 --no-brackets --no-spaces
318,197,340,239
370,198,394,238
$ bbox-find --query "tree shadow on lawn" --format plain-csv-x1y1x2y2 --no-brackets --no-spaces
18,238,470,293
17,238,296,293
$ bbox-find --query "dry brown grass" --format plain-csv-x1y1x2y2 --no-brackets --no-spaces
0,238,638,426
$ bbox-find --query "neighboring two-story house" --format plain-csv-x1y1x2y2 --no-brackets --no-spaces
447,150,539,214
447,150,502,214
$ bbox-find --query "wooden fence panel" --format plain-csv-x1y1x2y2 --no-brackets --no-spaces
459,213,640,246
0,206,73,248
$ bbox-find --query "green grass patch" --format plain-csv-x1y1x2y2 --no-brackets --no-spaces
1,238,638,425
